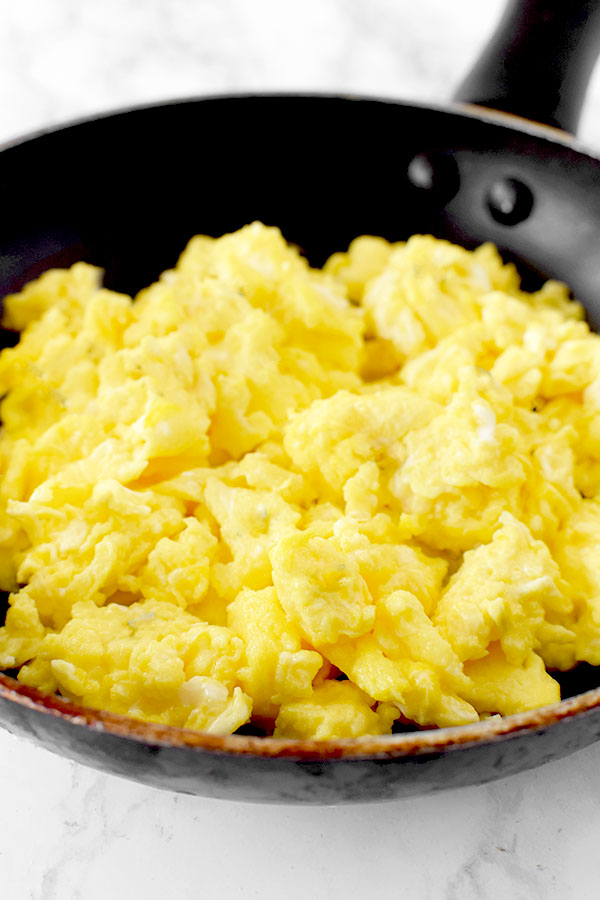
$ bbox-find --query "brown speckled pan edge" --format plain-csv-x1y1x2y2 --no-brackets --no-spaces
3,672,600,760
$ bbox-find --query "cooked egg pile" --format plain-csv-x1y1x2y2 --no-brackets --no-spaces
0,222,598,740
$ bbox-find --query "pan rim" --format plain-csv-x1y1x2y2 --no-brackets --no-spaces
2,671,600,760
0,90,599,163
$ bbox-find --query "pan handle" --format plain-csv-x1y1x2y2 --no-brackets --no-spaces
453,0,600,133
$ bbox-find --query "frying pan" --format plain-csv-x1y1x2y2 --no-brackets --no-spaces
1,0,600,805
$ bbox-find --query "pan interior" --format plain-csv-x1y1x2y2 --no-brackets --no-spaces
1,96,600,732
1,97,599,318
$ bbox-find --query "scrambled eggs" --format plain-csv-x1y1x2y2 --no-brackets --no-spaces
0,222,597,739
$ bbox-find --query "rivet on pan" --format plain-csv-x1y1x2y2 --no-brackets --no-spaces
486,178,534,225
406,152,460,203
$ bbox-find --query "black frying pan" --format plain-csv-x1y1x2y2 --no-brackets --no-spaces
1,0,600,804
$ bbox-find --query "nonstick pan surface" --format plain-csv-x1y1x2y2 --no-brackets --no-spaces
1,0,600,803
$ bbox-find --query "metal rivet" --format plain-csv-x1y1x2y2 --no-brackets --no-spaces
486,178,534,225
407,152,460,204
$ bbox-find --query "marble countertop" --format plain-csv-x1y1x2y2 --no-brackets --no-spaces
1,1,600,897
2,725,600,900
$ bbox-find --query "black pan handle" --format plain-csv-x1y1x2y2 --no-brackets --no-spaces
453,0,600,133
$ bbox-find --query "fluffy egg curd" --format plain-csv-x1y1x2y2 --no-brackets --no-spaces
0,221,599,741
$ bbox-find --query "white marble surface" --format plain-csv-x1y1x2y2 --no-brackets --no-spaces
2,1,600,897
2,725,600,900
1,0,600,149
